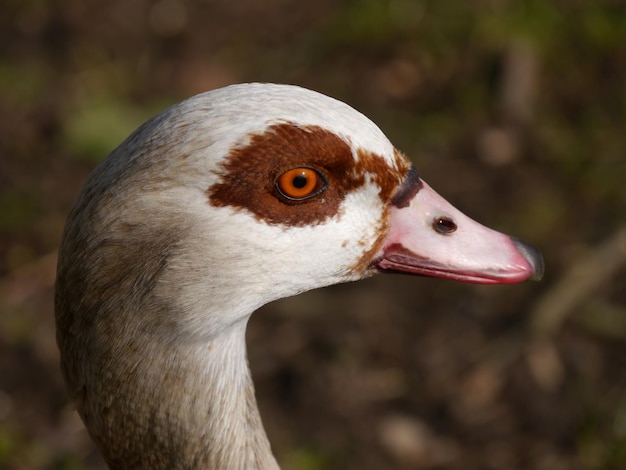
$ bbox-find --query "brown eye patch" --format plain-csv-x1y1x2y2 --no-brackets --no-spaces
207,123,410,227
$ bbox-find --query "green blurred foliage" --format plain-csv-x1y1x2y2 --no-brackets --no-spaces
62,96,151,163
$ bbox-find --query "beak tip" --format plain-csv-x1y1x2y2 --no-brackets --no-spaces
511,237,545,281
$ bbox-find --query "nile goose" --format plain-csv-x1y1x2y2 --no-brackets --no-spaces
55,83,543,469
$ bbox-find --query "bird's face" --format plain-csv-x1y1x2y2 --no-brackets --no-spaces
201,118,540,293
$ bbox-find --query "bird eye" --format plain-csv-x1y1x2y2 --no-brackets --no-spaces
276,167,327,201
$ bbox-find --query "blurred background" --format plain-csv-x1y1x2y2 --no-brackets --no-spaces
1,0,625,469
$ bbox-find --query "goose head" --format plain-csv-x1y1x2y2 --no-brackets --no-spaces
55,83,543,469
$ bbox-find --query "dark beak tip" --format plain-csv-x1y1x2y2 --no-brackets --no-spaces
512,237,545,281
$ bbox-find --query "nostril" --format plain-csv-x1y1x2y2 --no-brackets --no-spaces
433,216,457,234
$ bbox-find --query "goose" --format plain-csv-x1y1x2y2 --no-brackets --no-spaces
55,83,543,469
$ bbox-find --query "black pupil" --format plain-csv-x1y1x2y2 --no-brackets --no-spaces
293,175,308,188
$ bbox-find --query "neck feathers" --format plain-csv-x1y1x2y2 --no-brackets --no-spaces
71,317,278,469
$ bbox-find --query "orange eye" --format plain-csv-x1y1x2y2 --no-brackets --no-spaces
276,167,326,201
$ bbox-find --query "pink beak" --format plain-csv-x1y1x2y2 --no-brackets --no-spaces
375,169,544,284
